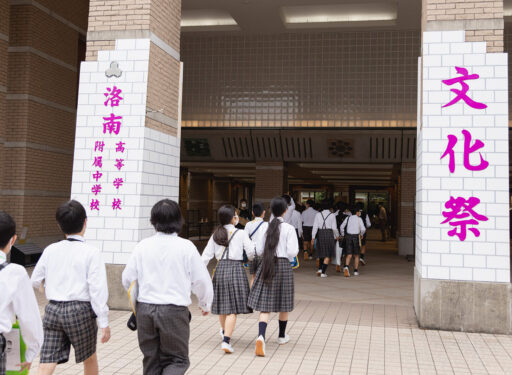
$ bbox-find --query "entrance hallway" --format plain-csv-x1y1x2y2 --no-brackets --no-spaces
295,229,414,307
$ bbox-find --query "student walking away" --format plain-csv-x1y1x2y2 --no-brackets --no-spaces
244,203,268,288
301,200,317,260
378,204,388,242
202,205,256,354
0,211,43,375
248,197,299,357
31,200,110,375
356,202,372,265
339,207,366,277
311,200,339,277
334,203,350,273
236,199,252,229
122,200,213,375
289,204,303,249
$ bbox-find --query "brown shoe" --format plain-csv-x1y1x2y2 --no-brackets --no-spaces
336,265,341,273
343,267,350,277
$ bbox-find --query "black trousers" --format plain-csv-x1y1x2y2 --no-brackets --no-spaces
136,303,191,375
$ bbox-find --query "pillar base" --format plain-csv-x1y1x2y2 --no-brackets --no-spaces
106,264,130,310
398,236,414,256
414,268,512,334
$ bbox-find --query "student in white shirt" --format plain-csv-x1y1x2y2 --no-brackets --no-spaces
244,203,268,287
356,202,372,266
122,199,213,375
31,200,110,375
202,205,256,354
301,200,317,260
248,196,299,357
311,200,339,277
0,212,43,375
339,206,367,277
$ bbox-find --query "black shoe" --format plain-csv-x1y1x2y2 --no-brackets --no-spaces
360,258,367,266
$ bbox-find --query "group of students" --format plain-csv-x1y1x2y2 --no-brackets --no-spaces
0,195,299,375
300,200,372,278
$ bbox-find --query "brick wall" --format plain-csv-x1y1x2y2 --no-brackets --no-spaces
255,162,287,205
0,0,8,215
423,0,504,52
149,0,180,53
2,1,88,242
417,30,509,282
87,0,150,34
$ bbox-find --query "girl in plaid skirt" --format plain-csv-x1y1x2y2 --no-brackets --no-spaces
202,205,256,354
248,197,299,357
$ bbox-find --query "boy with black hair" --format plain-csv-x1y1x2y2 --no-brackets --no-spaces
0,211,43,375
31,200,110,375
123,199,213,373
339,206,366,277
245,202,268,287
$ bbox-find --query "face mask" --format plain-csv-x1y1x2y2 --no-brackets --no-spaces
234,215,240,226
241,203,247,208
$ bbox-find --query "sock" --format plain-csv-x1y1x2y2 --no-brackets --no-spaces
278,320,288,338
223,336,230,344
318,258,324,269
258,322,267,340
360,254,365,260
321,263,328,274
354,269,358,272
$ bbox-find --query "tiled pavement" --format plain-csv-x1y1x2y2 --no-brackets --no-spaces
28,232,512,374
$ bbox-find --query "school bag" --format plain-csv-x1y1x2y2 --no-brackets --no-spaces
243,221,264,268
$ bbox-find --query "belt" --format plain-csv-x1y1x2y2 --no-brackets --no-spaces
0,333,5,354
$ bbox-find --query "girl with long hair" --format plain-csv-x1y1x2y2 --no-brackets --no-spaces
202,205,255,354
247,197,299,357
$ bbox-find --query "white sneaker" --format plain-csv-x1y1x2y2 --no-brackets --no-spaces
221,341,234,354
219,327,224,339
320,273,328,278
255,335,266,357
354,270,359,276
277,334,290,345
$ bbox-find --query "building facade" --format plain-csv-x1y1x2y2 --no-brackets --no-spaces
0,0,510,333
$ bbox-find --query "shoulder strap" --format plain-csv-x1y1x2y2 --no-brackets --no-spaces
321,212,332,229
220,229,239,260
0,262,9,271
249,221,264,239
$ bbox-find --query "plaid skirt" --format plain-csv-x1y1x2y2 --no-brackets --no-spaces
250,255,262,275
248,258,294,313
40,301,98,364
212,260,252,315
316,229,336,258
303,226,313,241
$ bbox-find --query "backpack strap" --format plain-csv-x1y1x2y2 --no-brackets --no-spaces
249,221,264,239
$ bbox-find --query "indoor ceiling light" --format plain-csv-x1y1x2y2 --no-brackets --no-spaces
281,2,397,28
181,9,239,31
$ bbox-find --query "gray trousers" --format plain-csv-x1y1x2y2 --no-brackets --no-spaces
136,303,191,375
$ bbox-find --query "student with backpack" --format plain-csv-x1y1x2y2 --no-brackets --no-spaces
311,200,339,277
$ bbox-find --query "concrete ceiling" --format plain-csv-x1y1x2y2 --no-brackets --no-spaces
181,0,422,34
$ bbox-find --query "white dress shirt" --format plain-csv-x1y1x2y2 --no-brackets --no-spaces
31,235,109,328
244,218,268,256
312,210,340,239
0,252,43,363
340,215,367,236
290,210,303,237
257,218,299,260
363,213,371,228
122,232,214,312
301,206,317,227
202,224,256,264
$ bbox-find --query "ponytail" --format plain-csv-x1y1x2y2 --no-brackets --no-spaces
262,218,281,284
261,196,288,284
212,205,236,246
